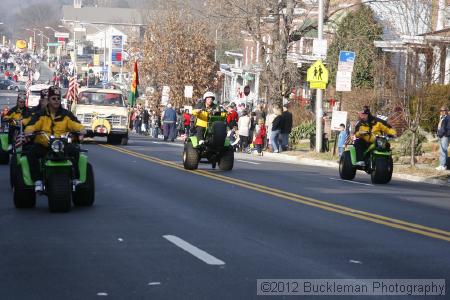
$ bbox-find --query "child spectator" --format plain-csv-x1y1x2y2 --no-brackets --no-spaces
228,125,240,152
337,123,348,158
253,119,266,155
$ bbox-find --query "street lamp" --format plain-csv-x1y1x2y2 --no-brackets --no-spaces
34,28,44,55
39,33,51,65
23,28,36,53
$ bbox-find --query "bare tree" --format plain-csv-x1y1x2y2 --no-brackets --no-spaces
140,5,218,108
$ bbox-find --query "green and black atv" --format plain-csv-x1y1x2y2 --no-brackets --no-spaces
183,113,234,171
13,132,95,212
339,134,394,184
0,121,10,164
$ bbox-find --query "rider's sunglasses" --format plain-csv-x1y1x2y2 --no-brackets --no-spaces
49,96,61,102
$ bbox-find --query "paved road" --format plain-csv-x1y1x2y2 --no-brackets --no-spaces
0,136,449,299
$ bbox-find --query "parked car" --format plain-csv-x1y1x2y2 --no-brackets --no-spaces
7,81,26,92
0,79,17,90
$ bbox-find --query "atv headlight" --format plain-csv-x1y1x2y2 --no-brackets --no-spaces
376,137,387,150
51,140,65,153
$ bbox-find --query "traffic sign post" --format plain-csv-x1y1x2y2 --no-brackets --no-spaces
307,60,329,90
336,51,356,92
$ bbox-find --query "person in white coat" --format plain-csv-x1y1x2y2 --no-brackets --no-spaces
238,110,251,151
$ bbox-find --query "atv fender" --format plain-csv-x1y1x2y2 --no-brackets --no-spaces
78,154,88,184
347,145,357,165
19,156,34,186
188,136,199,148
0,133,8,152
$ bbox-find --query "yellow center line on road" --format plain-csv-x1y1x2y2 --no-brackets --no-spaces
100,144,450,243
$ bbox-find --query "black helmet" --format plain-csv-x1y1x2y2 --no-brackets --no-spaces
17,91,27,102
47,86,61,100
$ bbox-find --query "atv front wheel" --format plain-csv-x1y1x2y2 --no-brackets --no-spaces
73,163,95,207
371,157,391,184
218,147,234,171
47,173,72,212
339,151,356,180
183,141,199,170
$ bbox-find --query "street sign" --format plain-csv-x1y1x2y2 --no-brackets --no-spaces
331,110,348,131
47,42,60,47
336,70,352,92
54,32,70,39
74,27,86,32
184,86,193,98
313,39,328,57
338,51,356,72
307,60,329,90
161,86,170,105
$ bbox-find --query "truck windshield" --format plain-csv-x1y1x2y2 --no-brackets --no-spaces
77,92,124,107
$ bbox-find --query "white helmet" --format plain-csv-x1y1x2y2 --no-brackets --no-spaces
203,91,215,100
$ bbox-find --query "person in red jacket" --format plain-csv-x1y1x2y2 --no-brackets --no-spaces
253,119,266,155
182,109,191,136
226,102,239,129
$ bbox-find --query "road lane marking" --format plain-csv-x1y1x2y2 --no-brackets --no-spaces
329,178,373,186
237,159,261,165
100,144,450,242
163,235,225,265
148,282,161,286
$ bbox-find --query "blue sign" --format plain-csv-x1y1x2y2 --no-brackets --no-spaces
339,51,356,63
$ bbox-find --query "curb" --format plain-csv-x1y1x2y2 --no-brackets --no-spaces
255,152,450,187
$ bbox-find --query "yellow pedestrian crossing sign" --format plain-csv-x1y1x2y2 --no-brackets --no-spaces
307,60,329,90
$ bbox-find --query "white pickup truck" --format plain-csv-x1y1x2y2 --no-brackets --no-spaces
72,88,129,145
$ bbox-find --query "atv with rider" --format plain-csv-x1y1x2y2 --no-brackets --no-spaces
13,132,95,212
182,92,234,171
339,133,394,184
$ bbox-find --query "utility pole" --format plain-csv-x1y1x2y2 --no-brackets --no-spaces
315,0,324,153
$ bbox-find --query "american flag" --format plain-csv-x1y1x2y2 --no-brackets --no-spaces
67,73,79,104
25,72,33,107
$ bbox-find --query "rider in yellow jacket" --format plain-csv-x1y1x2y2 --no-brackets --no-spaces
192,91,217,144
24,86,85,192
354,106,396,166
2,92,30,150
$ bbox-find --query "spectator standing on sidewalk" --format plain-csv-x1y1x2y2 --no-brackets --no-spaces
182,109,191,136
280,104,293,151
238,110,251,151
436,106,450,171
265,107,276,151
270,106,283,153
253,118,266,155
337,123,348,158
143,109,150,135
162,103,177,142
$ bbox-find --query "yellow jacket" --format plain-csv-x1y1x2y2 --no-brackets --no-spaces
3,106,30,124
25,107,84,148
354,116,396,143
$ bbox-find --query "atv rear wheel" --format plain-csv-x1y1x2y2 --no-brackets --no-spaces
10,155,17,189
0,149,9,165
371,157,391,184
13,167,36,209
73,163,95,207
339,151,356,180
47,173,72,212
218,147,234,171
211,121,227,147
183,141,199,170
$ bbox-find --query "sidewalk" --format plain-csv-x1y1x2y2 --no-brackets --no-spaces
248,150,450,186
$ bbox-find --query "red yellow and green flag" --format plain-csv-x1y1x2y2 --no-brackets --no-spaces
129,61,139,106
